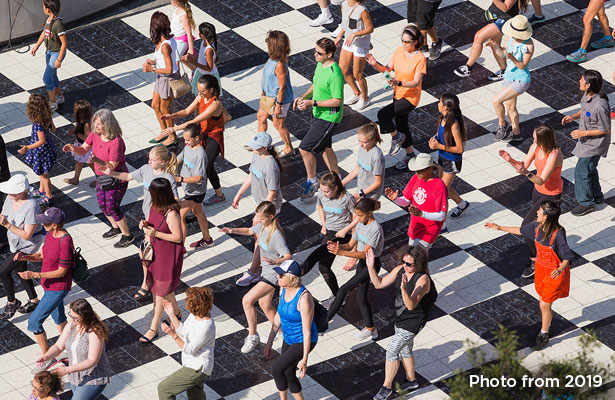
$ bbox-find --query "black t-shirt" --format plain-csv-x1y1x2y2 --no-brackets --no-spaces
487,0,519,21
520,221,574,262
394,270,435,334
0,136,10,183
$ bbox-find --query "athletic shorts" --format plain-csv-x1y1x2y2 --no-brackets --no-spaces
299,118,339,153
502,79,531,95
341,42,369,58
408,0,442,31
185,193,206,203
438,157,462,175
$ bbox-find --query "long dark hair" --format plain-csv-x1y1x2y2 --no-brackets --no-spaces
149,177,180,214
69,298,109,341
198,22,218,63
438,93,466,148
43,0,61,15
534,124,558,154
197,74,221,98
400,245,429,274
582,70,608,100
266,145,283,173
73,99,93,135
539,200,563,240
149,11,173,44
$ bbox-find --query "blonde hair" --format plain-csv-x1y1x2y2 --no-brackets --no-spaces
174,0,196,32
357,122,383,144
255,201,281,247
285,273,301,288
150,145,178,175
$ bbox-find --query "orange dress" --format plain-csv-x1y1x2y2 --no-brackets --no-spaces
534,228,570,303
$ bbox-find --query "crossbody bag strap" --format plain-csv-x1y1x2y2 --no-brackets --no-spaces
151,210,171,244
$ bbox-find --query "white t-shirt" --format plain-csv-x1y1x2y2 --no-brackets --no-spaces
176,314,216,374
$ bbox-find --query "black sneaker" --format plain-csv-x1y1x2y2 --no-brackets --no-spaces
494,124,508,141
114,234,135,248
0,299,22,320
450,201,470,218
373,386,393,400
400,379,419,391
488,69,505,81
528,14,546,24
429,39,443,61
454,65,472,77
508,132,524,143
571,203,595,216
18,300,38,314
521,260,535,278
533,331,549,350
102,227,121,240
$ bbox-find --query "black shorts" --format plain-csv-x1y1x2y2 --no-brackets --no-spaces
299,118,339,154
185,193,206,203
438,157,462,175
407,0,442,31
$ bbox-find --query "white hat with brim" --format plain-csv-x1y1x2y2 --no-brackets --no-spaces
0,174,29,195
407,153,435,171
502,15,532,40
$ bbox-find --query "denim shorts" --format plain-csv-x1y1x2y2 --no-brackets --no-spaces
502,79,531,95
27,289,69,334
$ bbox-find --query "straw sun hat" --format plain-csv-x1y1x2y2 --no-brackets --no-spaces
502,15,533,40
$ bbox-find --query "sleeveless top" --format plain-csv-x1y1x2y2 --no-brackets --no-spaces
199,96,225,158
197,43,219,76
487,0,520,21
170,9,187,38
155,38,179,74
504,37,530,82
436,122,462,162
279,286,318,345
341,1,370,50
261,59,294,104
65,323,112,386
534,149,563,196
394,270,433,334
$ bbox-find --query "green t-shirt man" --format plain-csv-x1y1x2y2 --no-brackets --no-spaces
312,61,344,123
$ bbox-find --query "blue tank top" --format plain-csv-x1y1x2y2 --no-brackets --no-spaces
262,59,294,105
436,122,462,161
278,286,318,344
504,37,530,82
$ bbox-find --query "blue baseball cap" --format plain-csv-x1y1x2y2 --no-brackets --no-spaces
273,260,302,277
36,207,65,224
247,132,273,150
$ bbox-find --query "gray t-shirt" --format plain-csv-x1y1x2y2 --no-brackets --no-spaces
131,165,179,219
178,146,208,196
251,223,290,283
353,219,384,257
250,154,283,211
357,146,385,200
316,191,356,231
572,93,611,158
2,197,43,254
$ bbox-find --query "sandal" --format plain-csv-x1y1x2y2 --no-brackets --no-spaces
281,149,296,158
63,178,79,185
133,287,150,300
139,328,158,345
163,138,178,147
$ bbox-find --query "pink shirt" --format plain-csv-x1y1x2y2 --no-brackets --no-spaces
41,233,74,291
402,175,448,243
85,133,128,175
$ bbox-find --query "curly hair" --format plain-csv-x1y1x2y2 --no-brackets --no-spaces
69,298,109,341
185,286,214,318
26,94,53,129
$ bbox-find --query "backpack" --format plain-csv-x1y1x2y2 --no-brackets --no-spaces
59,235,89,283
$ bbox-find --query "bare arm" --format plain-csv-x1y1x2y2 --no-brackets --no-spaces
153,211,183,244
401,274,430,311
484,222,522,235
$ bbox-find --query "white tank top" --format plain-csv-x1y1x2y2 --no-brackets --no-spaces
197,43,218,76
155,38,179,73
170,9,186,37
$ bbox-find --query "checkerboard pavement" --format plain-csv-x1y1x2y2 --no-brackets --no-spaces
1,0,615,398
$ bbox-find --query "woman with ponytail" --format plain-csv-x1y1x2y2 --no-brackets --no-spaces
170,0,196,59
342,122,385,200
183,22,221,96
429,93,469,221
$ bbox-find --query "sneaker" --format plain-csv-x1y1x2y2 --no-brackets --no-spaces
300,179,319,201
331,24,343,38
429,39,443,61
102,227,121,240
30,357,60,374
528,14,546,24
440,225,449,234
373,386,393,400
566,48,587,63
500,127,516,143
240,334,260,353
394,153,415,170
0,299,21,320
454,65,471,77
203,193,226,205
56,95,65,105
309,13,333,27
521,259,535,279
345,94,360,105
590,35,615,49
488,69,505,81
388,133,405,155
493,124,508,141
420,45,429,54
450,201,470,218
236,271,260,287
114,234,135,248
533,331,549,350
352,327,378,340
571,203,595,216
354,97,370,111
49,102,58,111
321,295,336,309
400,379,420,391
190,238,214,248
17,300,38,314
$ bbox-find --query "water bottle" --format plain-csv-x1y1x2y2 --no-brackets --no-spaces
384,70,395,90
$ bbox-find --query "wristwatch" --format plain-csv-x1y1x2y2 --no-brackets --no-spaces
526,172,534,179
313,100,318,107
397,81,402,87
180,177,184,183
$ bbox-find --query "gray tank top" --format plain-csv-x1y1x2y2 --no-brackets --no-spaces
341,1,370,50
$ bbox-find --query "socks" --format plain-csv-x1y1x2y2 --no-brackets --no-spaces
541,330,548,335
320,7,331,18
308,176,318,184
458,200,468,209
578,47,587,54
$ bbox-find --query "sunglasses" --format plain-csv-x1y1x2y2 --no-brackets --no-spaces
401,39,415,45
402,260,415,268
315,49,325,56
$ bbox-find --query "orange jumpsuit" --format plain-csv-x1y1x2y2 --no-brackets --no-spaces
534,228,570,303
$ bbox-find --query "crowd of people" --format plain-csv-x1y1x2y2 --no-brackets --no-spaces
0,0,613,399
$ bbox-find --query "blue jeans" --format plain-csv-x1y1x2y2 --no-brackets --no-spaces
43,50,61,92
27,289,69,334
70,383,107,400
574,155,603,207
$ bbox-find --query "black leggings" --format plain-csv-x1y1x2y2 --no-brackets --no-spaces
204,136,222,191
0,252,37,303
327,257,381,328
377,98,416,148
522,188,561,258
301,230,351,296
272,341,316,393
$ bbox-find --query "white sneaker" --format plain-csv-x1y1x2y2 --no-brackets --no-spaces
241,334,260,353
49,102,58,111
236,271,260,287
388,133,405,156
309,13,334,27
56,95,65,105
331,24,343,38
353,97,370,111
321,296,335,309
345,94,360,105
352,327,378,340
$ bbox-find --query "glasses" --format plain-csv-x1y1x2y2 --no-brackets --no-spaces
315,49,324,56
401,39,415,45
402,261,415,268
31,381,43,393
